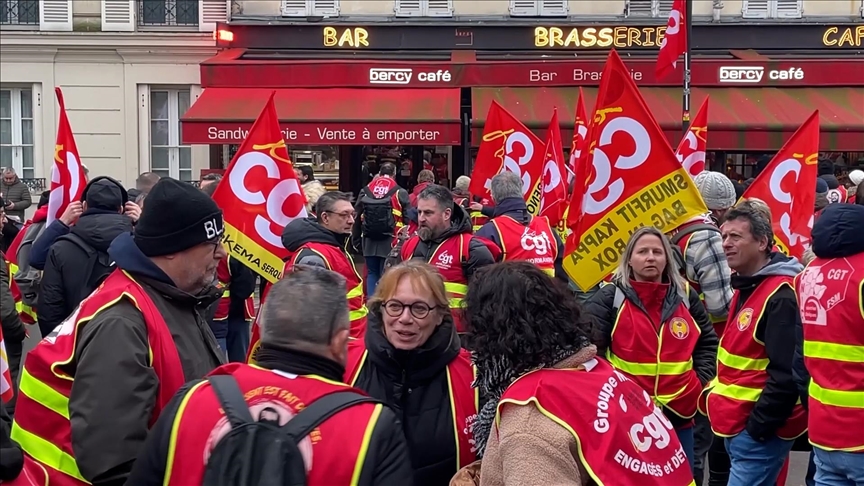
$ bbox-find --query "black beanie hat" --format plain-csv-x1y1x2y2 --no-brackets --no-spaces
819,174,841,190
83,176,127,211
133,178,223,257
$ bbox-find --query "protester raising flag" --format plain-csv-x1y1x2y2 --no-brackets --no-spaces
656,0,688,79
211,91,308,284
0,326,12,403
538,108,568,227
47,88,87,226
675,97,709,178
564,49,708,291
739,111,820,260
568,88,590,184
468,100,544,213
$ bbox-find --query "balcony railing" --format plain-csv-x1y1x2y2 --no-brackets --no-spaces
138,0,198,27
0,0,39,25
21,178,46,192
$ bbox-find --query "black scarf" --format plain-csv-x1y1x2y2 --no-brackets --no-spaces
255,344,346,383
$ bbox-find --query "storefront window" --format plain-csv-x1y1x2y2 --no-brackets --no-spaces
226,144,340,190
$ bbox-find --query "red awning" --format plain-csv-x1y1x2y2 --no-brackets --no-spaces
471,87,864,151
182,88,462,145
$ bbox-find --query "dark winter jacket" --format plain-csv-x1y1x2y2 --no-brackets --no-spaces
793,204,864,407
282,216,353,268
66,232,224,485
583,278,719,428
352,307,464,486
37,209,133,337
475,197,568,282
1,176,32,221
127,347,414,486
0,253,25,345
208,255,257,340
29,219,71,270
401,202,495,280
730,252,803,442
0,401,23,481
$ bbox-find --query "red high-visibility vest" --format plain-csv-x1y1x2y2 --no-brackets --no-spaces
10,269,185,485
213,256,255,321
498,359,696,486
401,233,470,333
345,340,479,469
796,253,864,452
454,197,490,232
164,362,383,485
705,275,807,439
491,215,557,276
606,284,704,419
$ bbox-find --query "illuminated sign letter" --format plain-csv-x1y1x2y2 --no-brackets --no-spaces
323,27,370,48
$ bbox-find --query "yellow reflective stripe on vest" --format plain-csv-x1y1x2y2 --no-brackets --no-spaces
718,347,769,371
711,381,762,403
164,380,209,484
607,354,693,376
809,381,864,409
17,368,70,420
10,426,86,483
350,306,369,321
347,283,364,299
444,282,468,309
349,403,384,486
445,366,463,469
804,340,864,363
221,290,230,297
542,268,555,277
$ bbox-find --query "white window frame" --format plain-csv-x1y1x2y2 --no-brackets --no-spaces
145,87,193,182
742,0,802,18
509,0,568,17
395,0,453,17
626,0,674,17
0,86,40,180
281,0,340,17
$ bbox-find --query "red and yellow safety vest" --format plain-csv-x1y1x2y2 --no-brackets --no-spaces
497,359,696,486
10,269,186,485
286,242,368,339
3,257,37,325
345,340,479,469
704,275,807,439
796,253,864,452
491,215,557,276
606,284,704,419
401,233,470,333
163,362,383,485
213,256,255,322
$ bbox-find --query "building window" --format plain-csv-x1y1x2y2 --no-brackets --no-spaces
742,0,802,18
281,0,339,17
0,0,39,25
394,0,453,17
0,88,35,179
150,89,192,181
626,0,674,17
138,0,198,27
509,0,568,17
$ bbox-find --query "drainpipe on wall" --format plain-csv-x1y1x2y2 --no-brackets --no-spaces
860,0,863,18
712,0,724,21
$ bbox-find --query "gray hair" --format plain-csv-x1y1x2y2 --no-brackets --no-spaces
2,167,15,175
490,171,522,202
260,266,349,349
315,191,351,216
454,175,470,193
725,199,775,255
418,184,453,211
615,226,686,292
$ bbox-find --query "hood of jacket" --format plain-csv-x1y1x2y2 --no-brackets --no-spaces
109,232,221,306
71,209,133,252
731,251,803,290
364,301,461,384
491,197,529,222
811,203,864,258
280,217,346,252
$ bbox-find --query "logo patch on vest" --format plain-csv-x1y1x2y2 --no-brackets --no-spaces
520,228,552,255
436,250,454,269
669,318,690,340
798,260,853,327
736,308,754,332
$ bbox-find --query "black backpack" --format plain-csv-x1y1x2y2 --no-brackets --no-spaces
203,375,380,486
13,220,47,307
360,186,398,240
669,223,721,273
57,233,115,303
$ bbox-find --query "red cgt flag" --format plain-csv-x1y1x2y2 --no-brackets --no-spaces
0,326,12,403
539,108,568,226
47,88,87,226
656,0,688,80
568,88,590,182
211,91,308,284
739,111,820,260
675,97,710,178
469,100,544,213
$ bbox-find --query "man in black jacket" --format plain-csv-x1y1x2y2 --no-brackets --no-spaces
37,177,136,338
0,203,25,417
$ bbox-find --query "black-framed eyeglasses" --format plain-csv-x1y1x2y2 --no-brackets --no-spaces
383,300,438,319
323,210,356,219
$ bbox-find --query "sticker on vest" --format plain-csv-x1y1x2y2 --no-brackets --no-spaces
43,305,83,345
668,318,690,340
463,413,478,455
204,391,315,470
798,260,854,326
435,250,454,269
736,308,754,332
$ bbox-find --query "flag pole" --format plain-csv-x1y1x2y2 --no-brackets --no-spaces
681,0,692,135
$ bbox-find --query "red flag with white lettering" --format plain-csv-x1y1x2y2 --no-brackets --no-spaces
211,91,308,284
656,0,687,80
564,50,707,291
0,326,12,403
568,88,590,184
739,111,819,259
539,109,568,225
675,97,709,178
47,88,87,226
469,101,544,213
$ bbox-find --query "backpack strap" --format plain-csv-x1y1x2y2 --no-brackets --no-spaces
281,391,380,442
208,375,255,427
670,223,720,245
612,286,626,314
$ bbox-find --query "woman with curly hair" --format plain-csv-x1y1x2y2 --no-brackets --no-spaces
460,261,695,486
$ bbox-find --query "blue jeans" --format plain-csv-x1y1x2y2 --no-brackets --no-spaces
725,430,794,486
813,448,864,486
365,256,386,296
225,316,251,363
677,426,696,475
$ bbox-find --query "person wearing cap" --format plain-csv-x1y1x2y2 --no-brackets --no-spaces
847,169,864,204
820,174,847,206
36,177,136,338
10,178,226,485
815,177,830,220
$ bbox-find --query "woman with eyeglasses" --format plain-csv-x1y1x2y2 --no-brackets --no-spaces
345,260,478,486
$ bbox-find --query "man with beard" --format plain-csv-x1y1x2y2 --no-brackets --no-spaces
281,191,369,339
400,184,494,333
